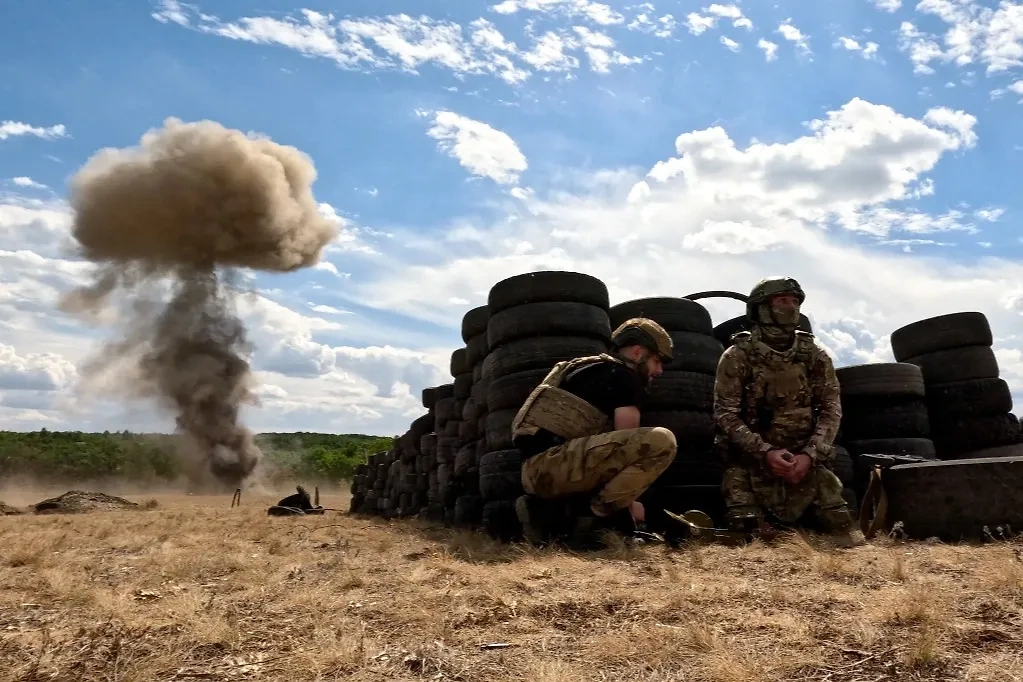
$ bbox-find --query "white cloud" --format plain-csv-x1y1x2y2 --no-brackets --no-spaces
10,177,46,189
150,0,647,84
871,0,902,11
777,20,811,54
895,2,1023,75
685,4,753,36
837,36,881,60
627,12,677,38
758,38,779,61
421,110,528,185
0,121,67,142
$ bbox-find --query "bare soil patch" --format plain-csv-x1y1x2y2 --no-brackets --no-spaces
1,491,1021,681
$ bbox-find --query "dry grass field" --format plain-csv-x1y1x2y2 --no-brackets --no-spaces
1,486,1022,682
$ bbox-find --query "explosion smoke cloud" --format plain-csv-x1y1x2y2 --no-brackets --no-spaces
60,117,338,489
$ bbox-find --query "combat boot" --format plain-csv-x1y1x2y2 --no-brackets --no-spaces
820,507,867,548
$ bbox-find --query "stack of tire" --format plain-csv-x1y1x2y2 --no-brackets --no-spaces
477,271,613,541
449,305,490,529
833,362,934,508
890,312,1022,459
603,297,726,530
420,382,454,521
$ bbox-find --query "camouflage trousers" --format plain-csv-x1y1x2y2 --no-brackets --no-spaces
721,463,851,529
521,427,677,517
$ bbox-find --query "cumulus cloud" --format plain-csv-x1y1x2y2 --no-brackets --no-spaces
331,97,1023,420
0,121,68,142
150,0,645,83
896,1,1023,75
421,110,528,185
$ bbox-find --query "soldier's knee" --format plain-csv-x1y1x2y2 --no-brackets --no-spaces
645,426,677,458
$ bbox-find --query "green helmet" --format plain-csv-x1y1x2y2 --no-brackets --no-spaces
611,317,674,361
746,277,805,322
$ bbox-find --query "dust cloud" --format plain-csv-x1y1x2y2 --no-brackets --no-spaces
59,117,338,490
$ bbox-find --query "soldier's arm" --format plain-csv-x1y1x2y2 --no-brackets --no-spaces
805,348,842,462
714,346,774,458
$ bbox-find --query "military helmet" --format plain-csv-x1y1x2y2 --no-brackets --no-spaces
746,276,805,322
611,317,674,361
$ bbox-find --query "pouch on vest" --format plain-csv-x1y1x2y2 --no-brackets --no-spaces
511,354,615,441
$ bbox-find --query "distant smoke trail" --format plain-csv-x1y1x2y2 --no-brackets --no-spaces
60,118,338,489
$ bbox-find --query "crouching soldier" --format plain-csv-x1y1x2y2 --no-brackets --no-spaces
512,318,678,546
714,276,866,548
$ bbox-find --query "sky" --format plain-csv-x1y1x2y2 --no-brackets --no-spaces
1,0,1023,437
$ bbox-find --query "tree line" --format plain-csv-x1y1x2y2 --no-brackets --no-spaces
0,429,393,486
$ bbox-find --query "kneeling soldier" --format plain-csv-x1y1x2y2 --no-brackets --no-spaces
512,318,678,545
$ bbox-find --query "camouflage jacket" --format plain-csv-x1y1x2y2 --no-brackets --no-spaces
713,328,841,463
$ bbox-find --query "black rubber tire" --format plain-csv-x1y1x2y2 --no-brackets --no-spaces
480,470,524,501
453,373,473,399
450,348,468,376
486,368,548,412
485,409,517,451
458,418,479,442
435,383,455,401
926,378,1013,418
453,495,483,526
931,413,1021,457
645,372,715,411
481,499,522,541
422,387,438,410
903,345,999,385
466,333,489,368
640,410,715,449
835,363,925,398
608,297,713,335
479,449,523,475
487,302,611,350
443,419,460,438
654,448,725,486
945,443,1023,460
890,312,992,362
882,456,1023,540
419,432,437,454
488,271,609,314
461,305,490,343
839,401,930,440
481,336,608,381
663,332,724,374
454,445,475,476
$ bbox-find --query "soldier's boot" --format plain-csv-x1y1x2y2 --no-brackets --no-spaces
565,497,636,550
820,507,867,548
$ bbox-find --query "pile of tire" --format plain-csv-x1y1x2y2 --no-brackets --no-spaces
833,362,935,507
890,312,1022,459
477,271,613,540
449,305,490,529
603,297,725,529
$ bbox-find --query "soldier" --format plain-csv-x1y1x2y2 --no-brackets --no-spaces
714,277,866,548
512,318,679,546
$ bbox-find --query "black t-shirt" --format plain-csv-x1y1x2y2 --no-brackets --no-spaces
512,360,647,457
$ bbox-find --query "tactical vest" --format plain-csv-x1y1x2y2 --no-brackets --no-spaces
511,353,624,442
729,329,823,451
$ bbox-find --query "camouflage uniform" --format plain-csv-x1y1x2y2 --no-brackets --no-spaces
714,278,861,543
513,318,678,543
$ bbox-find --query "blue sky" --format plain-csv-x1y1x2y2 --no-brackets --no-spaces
2,0,1023,436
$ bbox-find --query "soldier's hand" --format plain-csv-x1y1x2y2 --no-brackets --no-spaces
766,449,796,477
784,453,813,484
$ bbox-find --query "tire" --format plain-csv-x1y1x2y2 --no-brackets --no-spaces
479,449,523,475
485,410,517,451
654,448,725,486
839,401,930,440
481,336,608,381
609,297,713,335
461,305,490,343
640,410,715,449
663,332,723,374
487,302,611,349
826,445,854,486
902,345,999,384
926,378,1013,418
453,495,483,526
835,363,925,398
890,312,992,362
481,499,522,541
422,387,438,410
450,348,468,376
945,443,1023,460
645,372,715,411
487,368,548,412
488,271,609,314
931,413,1021,457
466,333,489,367
881,456,1023,540
453,373,472,399
844,437,936,459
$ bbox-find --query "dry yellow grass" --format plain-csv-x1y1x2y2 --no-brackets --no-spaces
1,487,1022,681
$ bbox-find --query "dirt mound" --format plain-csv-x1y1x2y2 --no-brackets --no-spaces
0,502,23,515
32,491,141,515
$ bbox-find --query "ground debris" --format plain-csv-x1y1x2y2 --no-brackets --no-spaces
32,490,141,514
